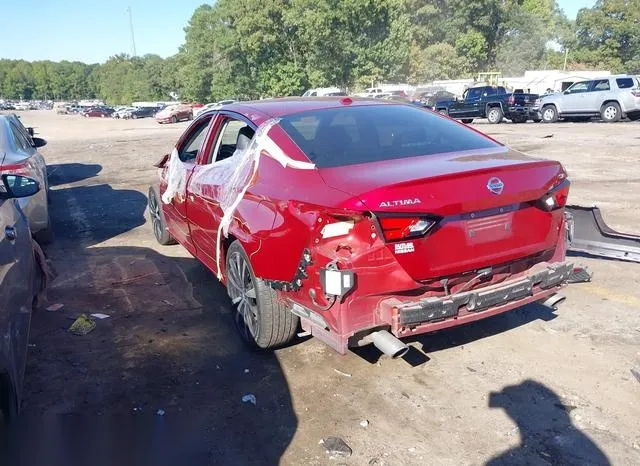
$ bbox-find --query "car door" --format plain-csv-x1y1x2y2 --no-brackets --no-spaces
0,198,35,406
454,88,482,117
186,112,257,275
560,81,591,113
160,115,214,254
587,79,612,112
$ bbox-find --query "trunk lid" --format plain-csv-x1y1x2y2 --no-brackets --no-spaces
320,148,566,280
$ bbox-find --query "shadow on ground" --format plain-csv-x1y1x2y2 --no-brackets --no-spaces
487,380,610,466
8,163,297,465
353,302,559,365
47,163,102,187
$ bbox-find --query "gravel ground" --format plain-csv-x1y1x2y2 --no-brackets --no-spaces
7,111,640,465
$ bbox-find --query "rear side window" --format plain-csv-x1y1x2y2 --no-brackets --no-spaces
616,78,635,89
279,105,500,168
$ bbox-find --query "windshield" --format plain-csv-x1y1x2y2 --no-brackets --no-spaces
279,105,500,168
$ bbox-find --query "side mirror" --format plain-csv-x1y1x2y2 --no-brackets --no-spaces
563,90,570,95
27,127,35,137
0,174,40,199
32,137,47,148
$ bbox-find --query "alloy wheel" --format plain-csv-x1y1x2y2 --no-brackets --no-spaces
226,251,259,341
603,105,617,120
543,108,555,121
148,193,163,242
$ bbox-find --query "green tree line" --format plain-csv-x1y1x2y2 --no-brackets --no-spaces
1,0,639,104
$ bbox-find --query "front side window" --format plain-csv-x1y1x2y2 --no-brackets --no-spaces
567,82,590,93
178,116,212,161
280,104,500,168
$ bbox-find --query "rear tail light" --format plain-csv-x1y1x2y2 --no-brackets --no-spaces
534,98,541,107
632,90,640,97
378,216,437,241
537,179,570,211
507,95,515,105
0,160,36,178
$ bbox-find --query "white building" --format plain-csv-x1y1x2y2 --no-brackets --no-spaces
500,70,612,94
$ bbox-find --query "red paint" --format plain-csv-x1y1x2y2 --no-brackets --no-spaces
156,99,571,354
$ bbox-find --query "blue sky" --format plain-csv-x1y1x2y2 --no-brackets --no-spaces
1,0,595,64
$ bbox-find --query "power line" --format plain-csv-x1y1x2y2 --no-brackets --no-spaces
127,6,137,57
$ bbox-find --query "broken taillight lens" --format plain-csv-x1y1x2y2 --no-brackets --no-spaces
537,179,570,211
378,216,437,241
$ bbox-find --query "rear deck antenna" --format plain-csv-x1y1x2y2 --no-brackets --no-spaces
127,6,137,57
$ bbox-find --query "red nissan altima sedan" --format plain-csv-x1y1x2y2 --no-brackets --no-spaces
148,98,572,356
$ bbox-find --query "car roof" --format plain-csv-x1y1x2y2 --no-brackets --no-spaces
224,97,394,119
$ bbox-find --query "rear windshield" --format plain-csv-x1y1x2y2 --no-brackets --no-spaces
279,105,499,168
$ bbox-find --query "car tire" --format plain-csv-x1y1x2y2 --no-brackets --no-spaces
437,109,448,116
34,213,54,245
600,102,621,123
541,105,559,123
148,186,177,246
132,114,138,120
226,240,298,350
171,116,177,124
461,119,473,124
487,106,503,124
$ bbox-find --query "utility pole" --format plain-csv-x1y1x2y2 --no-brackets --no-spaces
127,6,137,57
563,48,569,72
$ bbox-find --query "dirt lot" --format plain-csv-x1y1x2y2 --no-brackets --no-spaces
8,111,640,465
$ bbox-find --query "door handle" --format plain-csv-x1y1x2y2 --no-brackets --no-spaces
5,226,17,241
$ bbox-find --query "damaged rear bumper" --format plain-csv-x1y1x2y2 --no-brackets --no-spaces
379,261,572,337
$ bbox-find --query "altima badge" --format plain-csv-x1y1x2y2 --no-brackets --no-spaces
487,177,504,195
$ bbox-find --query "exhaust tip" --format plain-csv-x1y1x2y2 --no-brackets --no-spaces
542,294,566,310
370,330,409,359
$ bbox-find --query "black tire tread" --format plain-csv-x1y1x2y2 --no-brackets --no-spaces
228,241,298,349
148,186,177,245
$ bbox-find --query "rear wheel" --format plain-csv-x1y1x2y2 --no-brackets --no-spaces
600,102,621,123
437,108,448,116
226,241,298,349
171,115,177,124
487,106,503,124
541,105,558,123
461,119,473,124
148,186,176,245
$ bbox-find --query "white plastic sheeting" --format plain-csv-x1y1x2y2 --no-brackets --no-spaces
161,117,315,279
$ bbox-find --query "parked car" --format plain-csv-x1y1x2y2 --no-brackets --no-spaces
81,107,114,118
435,85,540,124
539,75,640,123
0,174,42,421
149,98,573,356
416,90,456,109
0,115,51,243
302,88,346,97
112,107,136,119
123,106,157,119
155,104,193,124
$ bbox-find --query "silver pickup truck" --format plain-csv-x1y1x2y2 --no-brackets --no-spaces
540,74,640,123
